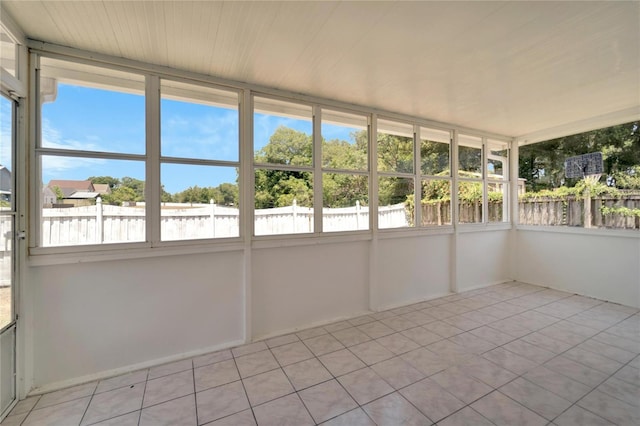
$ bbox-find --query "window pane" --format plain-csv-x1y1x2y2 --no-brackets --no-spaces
488,140,509,180
41,157,145,246
322,109,368,171
161,80,239,161
0,96,13,211
377,119,414,173
254,97,312,166
255,169,313,235
420,127,450,176
488,181,509,223
323,172,368,232
518,121,640,230
420,179,451,226
40,58,145,155
161,164,239,240
458,134,482,177
378,176,413,229
458,180,483,223
0,26,17,77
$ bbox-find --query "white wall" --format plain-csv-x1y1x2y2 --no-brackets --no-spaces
376,235,451,309
251,241,369,338
457,230,511,291
27,251,245,390
22,228,520,392
516,230,640,308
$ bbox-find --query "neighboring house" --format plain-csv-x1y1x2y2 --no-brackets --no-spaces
92,184,111,195
47,179,94,198
45,179,100,207
0,165,11,202
65,191,100,207
42,186,56,206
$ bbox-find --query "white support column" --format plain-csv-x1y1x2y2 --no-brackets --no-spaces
450,130,459,294
509,139,519,280
240,89,253,343
313,105,322,234
145,75,161,245
369,114,379,311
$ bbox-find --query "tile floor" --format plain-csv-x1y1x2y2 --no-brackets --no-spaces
3,282,639,425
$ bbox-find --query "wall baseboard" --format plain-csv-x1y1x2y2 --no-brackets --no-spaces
27,338,245,397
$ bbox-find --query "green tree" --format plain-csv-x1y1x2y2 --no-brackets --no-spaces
210,183,239,206
120,177,145,200
519,121,640,191
102,186,138,206
255,126,314,208
52,185,64,201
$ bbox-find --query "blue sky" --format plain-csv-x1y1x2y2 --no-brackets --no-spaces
41,84,357,194
0,95,12,172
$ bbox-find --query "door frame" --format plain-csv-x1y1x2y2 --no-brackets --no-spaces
0,91,19,420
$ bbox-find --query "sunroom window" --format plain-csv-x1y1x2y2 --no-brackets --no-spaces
38,57,146,246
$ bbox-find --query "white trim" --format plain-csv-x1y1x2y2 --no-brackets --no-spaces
0,6,26,45
516,106,640,146
251,232,372,250
457,223,512,233
516,224,640,239
0,68,25,98
28,241,245,267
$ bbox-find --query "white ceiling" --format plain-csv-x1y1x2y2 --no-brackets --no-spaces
3,0,640,139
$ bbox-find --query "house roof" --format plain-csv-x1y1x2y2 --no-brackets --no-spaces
67,191,99,199
48,180,94,198
3,1,639,141
92,184,111,195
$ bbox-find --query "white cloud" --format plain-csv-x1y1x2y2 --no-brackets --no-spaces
41,120,105,176
42,119,102,152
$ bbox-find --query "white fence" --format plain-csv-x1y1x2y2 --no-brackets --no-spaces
41,200,409,245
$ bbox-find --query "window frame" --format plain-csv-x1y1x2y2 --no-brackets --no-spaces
252,93,316,237
418,126,452,227
320,106,370,233
34,55,148,249
159,76,242,242
27,47,519,263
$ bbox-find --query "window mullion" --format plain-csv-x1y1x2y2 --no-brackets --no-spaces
414,125,421,227
482,137,488,224
370,115,378,231
146,75,161,245
452,130,459,227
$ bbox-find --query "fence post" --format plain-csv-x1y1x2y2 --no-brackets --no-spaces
96,196,103,243
210,199,216,237
584,189,592,228
292,199,297,232
356,200,361,229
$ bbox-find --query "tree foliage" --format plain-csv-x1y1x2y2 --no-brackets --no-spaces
519,121,640,191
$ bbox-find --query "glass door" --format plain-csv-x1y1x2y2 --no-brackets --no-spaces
0,93,16,418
